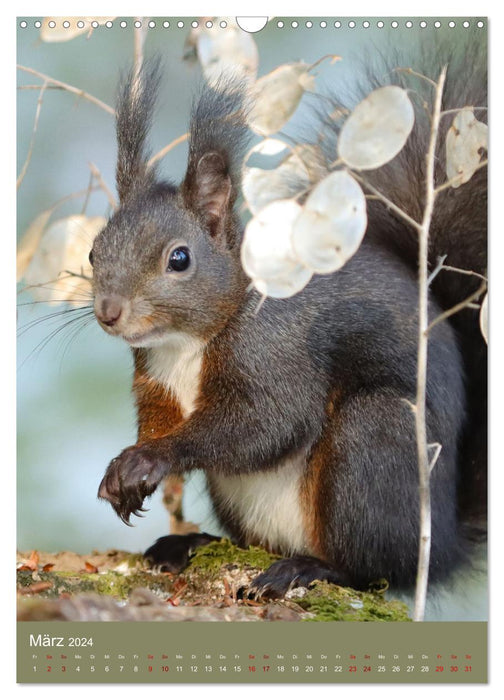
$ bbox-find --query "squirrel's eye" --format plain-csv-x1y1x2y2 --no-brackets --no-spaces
167,246,191,272
88,249,94,266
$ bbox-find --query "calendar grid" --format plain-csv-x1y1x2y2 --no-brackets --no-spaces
17,621,487,683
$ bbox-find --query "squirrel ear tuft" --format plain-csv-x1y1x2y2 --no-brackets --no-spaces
115,60,161,203
183,151,232,238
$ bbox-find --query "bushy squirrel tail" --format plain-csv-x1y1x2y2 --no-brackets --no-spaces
316,35,488,530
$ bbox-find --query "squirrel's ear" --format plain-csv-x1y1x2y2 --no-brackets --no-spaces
183,151,232,238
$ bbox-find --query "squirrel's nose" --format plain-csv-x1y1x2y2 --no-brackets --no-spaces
94,294,126,327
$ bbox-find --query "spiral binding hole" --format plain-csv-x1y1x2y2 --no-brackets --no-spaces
19,17,488,32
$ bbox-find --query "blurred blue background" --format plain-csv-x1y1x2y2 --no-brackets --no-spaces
16,16,487,620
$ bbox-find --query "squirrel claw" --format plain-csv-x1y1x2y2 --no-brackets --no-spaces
97,444,168,523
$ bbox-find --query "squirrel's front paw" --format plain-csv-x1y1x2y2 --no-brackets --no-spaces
98,446,167,524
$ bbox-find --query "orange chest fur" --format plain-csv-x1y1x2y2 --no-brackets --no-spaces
132,333,207,441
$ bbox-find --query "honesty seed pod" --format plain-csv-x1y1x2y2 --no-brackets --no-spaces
338,86,415,170
248,63,316,136
185,17,258,85
241,199,312,298
445,109,488,187
242,139,311,215
292,170,367,274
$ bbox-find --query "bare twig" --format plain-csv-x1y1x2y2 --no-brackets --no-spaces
80,171,95,216
307,54,342,72
439,264,487,281
17,65,115,116
427,255,448,286
413,66,447,623
427,260,487,328
88,162,117,210
147,133,190,168
434,159,488,194
395,67,438,89
428,442,443,473
18,84,75,91
426,279,487,334
63,269,93,282
352,172,422,233
440,106,488,117
49,186,102,212
133,17,149,84
328,157,344,169
17,81,48,189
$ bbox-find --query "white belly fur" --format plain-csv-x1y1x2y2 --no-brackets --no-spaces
147,333,310,556
146,332,205,418
208,452,312,556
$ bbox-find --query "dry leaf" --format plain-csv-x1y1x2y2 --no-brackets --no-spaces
292,170,367,273
17,550,39,572
248,63,316,136
17,208,54,281
338,86,415,170
446,109,488,187
22,215,105,306
187,17,258,85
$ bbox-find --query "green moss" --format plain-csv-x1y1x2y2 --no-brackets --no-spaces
16,568,173,601
186,538,281,579
295,581,411,622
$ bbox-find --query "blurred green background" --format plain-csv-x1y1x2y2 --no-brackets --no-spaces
17,16,487,620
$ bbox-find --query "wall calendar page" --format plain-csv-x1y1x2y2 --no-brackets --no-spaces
16,14,488,686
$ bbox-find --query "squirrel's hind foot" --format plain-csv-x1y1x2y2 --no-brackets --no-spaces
244,555,355,600
144,532,220,574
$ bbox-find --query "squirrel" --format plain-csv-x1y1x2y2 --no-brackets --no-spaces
91,38,487,597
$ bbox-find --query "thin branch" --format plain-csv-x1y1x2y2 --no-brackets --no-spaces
426,279,487,334
413,66,447,623
352,172,422,233
427,255,447,286
17,80,48,189
80,171,95,216
63,269,93,282
440,106,488,117
434,263,487,283
434,160,488,194
17,65,115,116
307,54,342,72
427,442,443,473
18,84,68,91
328,157,344,169
133,17,149,82
49,186,102,212
88,162,117,210
394,67,438,89
147,133,189,168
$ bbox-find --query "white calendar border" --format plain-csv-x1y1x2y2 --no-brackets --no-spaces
6,1,503,698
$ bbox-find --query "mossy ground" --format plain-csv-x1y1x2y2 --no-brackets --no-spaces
293,581,411,622
17,540,410,622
